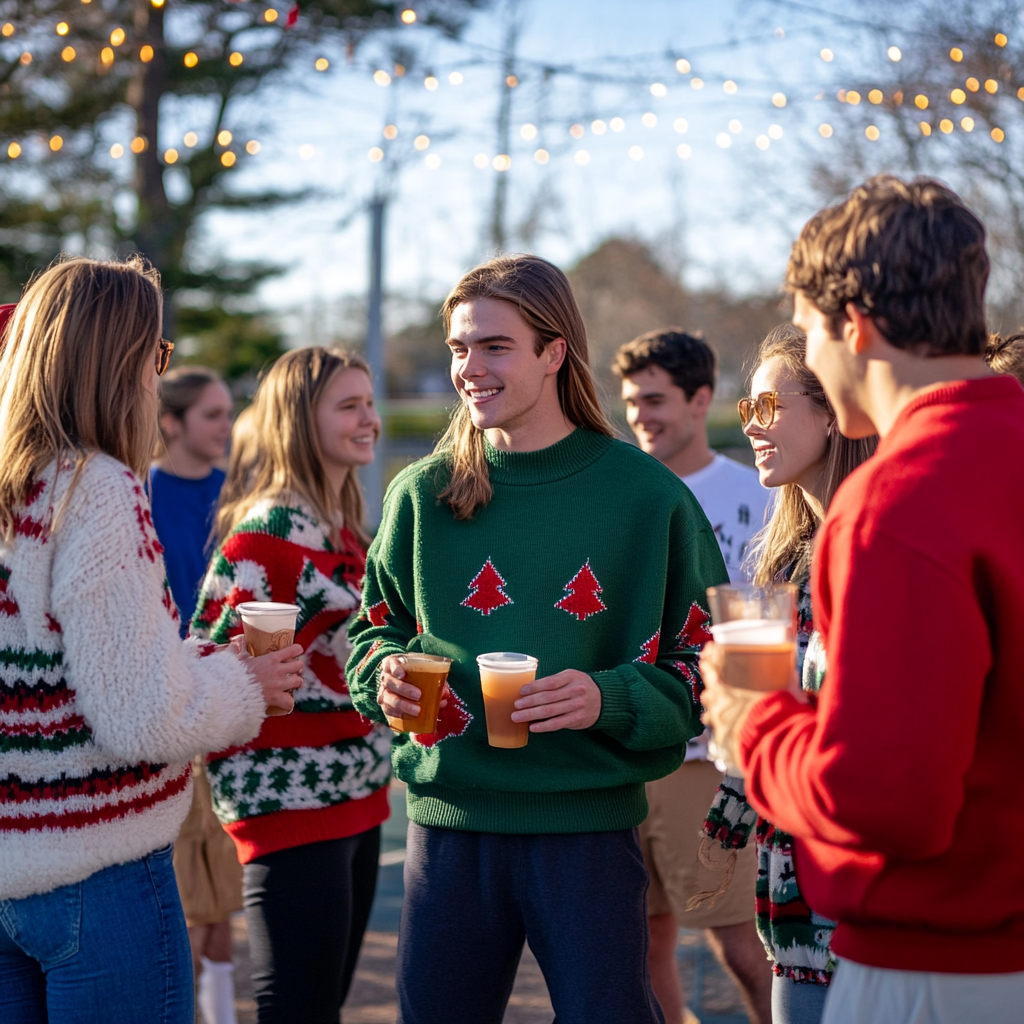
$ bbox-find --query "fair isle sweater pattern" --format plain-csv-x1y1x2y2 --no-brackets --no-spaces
0,455,264,900
191,500,391,833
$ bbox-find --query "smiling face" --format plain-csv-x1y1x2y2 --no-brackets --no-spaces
744,355,831,495
315,367,380,475
620,364,710,470
447,297,565,437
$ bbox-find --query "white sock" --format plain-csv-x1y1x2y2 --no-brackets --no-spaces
198,957,238,1024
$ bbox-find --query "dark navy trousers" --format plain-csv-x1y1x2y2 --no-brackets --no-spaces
397,822,665,1024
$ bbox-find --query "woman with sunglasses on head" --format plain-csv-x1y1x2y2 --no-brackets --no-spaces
0,257,302,1024
700,324,876,1024
190,347,391,1024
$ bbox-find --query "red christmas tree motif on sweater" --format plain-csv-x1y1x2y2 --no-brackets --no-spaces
675,602,713,652
367,600,390,627
635,630,661,664
412,685,472,747
461,559,513,616
554,560,607,621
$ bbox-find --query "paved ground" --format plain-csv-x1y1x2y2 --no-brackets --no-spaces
229,781,751,1024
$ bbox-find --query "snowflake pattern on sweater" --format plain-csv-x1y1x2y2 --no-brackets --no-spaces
191,499,391,853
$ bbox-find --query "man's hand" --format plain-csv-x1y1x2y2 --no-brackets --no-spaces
376,654,448,721
512,670,602,732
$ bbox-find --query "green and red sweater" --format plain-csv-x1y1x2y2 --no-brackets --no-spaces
191,499,391,863
346,429,728,834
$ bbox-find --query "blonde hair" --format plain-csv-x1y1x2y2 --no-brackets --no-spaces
216,404,261,514
436,254,612,520
215,347,374,548
0,256,163,541
748,324,877,586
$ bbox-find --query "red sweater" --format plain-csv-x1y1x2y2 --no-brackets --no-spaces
740,376,1024,974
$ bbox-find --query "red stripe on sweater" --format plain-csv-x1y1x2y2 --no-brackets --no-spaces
0,767,190,832
207,709,374,761
224,784,389,863
3,713,86,737
0,761,169,803
0,688,73,715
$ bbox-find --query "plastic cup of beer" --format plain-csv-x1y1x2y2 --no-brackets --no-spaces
236,601,300,717
386,654,452,734
705,584,798,691
476,652,538,749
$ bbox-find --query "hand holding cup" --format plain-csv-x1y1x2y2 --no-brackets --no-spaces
377,654,450,731
232,636,305,717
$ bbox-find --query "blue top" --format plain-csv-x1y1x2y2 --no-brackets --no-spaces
149,466,226,637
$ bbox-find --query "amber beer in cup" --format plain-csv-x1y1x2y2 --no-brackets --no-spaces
386,654,452,734
476,653,538,749
706,584,798,691
236,601,301,716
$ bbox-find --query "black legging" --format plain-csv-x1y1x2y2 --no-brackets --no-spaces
243,827,381,1024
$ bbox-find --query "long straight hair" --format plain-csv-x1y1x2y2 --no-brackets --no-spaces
748,324,877,586
0,256,163,541
436,254,612,519
215,347,375,548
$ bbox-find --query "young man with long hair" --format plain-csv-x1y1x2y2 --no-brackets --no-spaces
347,254,728,1024
615,329,771,1024
702,176,1024,1023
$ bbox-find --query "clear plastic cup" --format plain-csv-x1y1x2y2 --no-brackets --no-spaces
476,652,538,749
386,654,452,734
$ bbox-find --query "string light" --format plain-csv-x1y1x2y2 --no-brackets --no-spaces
674,118,688,133
676,143,691,158
650,82,667,97
110,28,125,46
184,132,198,147
865,125,880,140
887,46,901,61
755,134,769,150
152,0,165,7
184,52,198,67
56,22,70,35
994,33,1008,47
61,46,76,62
472,153,487,168
101,47,114,65
217,130,232,145
425,153,440,169
819,123,833,137
869,89,883,104
966,77,979,92
728,118,742,133
690,77,704,89
164,148,178,163
939,118,953,133
448,71,463,85
591,119,606,135
675,58,691,73
914,94,928,109
368,147,384,162
19,52,31,65
919,122,931,136
846,90,862,105
131,136,146,153
1,23,13,36
315,58,329,71
229,52,243,66
629,145,643,160
140,45,154,62
820,48,833,62
768,124,783,139
985,79,998,94
723,80,737,94
110,143,124,158
264,8,278,22
772,92,786,107
950,88,966,104
961,117,974,132
1018,87,1024,101
991,127,1005,142
520,123,537,140
716,133,731,148
7,142,20,158
505,74,518,87
424,75,438,90
401,9,417,24
221,151,236,167
383,125,398,140
641,112,657,127
574,150,590,165
950,47,963,62
373,70,391,86
610,117,625,132
49,135,63,151
569,124,584,139
493,154,511,171
413,134,430,150
534,148,549,164
245,140,260,154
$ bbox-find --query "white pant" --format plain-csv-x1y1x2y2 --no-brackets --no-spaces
822,959,1024,1024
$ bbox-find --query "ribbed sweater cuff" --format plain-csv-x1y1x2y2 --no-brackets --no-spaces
591,667,636,740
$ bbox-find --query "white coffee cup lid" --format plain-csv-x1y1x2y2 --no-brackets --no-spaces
710,619,790,646
476,652,538,671
237,601,300,632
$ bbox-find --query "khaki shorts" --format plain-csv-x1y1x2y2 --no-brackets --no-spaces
640,759,756,929
173,758,243,927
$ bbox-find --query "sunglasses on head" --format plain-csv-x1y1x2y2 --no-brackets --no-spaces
156,338,174,377
737,390,822,429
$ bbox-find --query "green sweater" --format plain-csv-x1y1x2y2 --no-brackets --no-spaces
346,429,728,834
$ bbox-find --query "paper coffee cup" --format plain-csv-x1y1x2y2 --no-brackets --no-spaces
237,602,301,717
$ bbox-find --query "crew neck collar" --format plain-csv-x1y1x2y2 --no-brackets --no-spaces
483,429,613,485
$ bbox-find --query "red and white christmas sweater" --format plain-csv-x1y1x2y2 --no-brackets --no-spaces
0,454,265,901
191,499,391,864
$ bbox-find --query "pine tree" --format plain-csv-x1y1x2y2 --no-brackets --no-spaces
555,560,607,621
461,558,512,616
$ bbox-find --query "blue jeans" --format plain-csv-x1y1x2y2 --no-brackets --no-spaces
397,822,664,1024
0,844,193,1024
773,973,829,1024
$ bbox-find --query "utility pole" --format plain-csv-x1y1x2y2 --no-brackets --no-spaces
489,0,520,252
364,194,387,526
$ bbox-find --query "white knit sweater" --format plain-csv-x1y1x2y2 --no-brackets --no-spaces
0,453,265,900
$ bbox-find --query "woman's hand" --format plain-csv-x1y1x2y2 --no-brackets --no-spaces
231,636,304,715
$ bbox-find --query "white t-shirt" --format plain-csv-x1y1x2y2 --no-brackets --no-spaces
681,453,771,762
681,453,770,583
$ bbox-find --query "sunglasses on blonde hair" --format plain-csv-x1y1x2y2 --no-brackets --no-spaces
737,390,823,429
156,338,174,376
